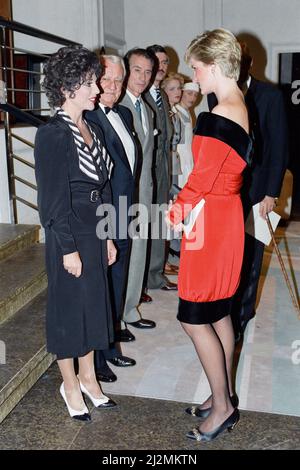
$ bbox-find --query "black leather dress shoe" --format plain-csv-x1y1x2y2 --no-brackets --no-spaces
96,370,117,383
140,292,153,303
116,328,136,342
107,356,136,367
127,318,156,329
161,280,178,291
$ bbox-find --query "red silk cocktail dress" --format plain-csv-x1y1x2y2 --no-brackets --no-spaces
169,112,252,324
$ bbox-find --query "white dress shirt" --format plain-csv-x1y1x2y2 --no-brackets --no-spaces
100,103,135,174
149,84,158,102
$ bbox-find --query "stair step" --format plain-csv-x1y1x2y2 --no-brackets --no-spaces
0,224,40,262
0,244,47,324
0,289,54,423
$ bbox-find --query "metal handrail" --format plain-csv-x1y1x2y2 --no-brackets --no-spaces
11,195,38,211
0,16,80,46
11,153,35,169
11,174,37,191
11,132,35,147
0,103,45,126
1,16,82,223
4,67,43,75
21,108,50,112
6,88,46,93
1,44,50,59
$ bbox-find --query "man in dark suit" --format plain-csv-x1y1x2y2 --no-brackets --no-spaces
86,55,141,382
208,43,288,338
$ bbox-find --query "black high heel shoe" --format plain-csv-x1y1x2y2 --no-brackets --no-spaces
185,394,239,418
186,408,239,442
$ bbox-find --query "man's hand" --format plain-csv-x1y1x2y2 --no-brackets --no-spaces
107,240,117,266
259,196,276,219
63,251,82,278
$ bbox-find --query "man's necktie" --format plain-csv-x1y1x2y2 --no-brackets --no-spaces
155,87,162,109
105,106,118,114
135,99,142,123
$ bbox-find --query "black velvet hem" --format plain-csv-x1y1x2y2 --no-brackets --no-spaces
177,296,232,325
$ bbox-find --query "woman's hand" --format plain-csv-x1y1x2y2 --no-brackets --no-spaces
259,196,276,219
107,240,117,266
165,200,184,233
63,251,82,278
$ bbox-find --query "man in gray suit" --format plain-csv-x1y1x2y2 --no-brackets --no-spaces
144,45,177,291
120,48,157,329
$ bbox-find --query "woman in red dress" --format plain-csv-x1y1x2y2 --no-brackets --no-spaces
166,29,252,442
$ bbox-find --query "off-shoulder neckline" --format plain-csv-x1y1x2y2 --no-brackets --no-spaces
199,111,249,138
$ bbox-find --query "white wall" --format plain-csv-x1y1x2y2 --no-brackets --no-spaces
124,0,204,79
124,0,300,82
222,0,300,82
12,0,126,53
103,0,126,53
12,0,101,52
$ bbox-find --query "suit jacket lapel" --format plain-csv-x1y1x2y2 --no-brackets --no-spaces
95,107,133,173
141,98,152,149
121,94,146,146
117,104,139,177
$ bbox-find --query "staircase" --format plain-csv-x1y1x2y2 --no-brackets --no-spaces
0,223,54,423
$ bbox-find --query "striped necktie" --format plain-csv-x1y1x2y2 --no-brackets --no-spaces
155,87,162,109
135,98,142,123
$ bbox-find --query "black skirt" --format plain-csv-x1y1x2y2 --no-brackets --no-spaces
45,229,114,359
177,296,232,325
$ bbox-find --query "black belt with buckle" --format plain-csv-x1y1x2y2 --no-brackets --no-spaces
90,189,101,202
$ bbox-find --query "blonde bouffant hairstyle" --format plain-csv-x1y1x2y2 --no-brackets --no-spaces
184,28,241,81
161,72,185,90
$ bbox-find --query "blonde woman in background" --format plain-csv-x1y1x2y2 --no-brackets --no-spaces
161,73,184,270
175,82,199,188
161,72,184,191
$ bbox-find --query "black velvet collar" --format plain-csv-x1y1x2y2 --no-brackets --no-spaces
194,112,253,165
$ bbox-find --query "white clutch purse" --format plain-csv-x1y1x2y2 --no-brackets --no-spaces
183,198,206,238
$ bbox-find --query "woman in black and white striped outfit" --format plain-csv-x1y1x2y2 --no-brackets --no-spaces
35,45,117,421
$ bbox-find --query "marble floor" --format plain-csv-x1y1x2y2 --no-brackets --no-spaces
0,364,300,450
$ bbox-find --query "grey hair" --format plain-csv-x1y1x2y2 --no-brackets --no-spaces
100,54,126,76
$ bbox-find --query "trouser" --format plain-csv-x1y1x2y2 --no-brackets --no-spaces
95,238,130,367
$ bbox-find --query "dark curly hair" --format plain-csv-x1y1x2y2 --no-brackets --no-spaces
42,45,101,107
